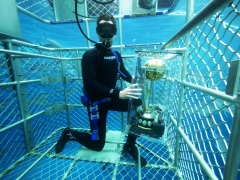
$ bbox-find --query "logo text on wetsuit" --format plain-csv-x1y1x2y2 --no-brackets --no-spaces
104,56,115,61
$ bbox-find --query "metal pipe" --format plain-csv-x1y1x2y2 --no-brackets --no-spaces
118,14,123,49
61,160,77,180
161,0,232,49
137,142,170,165
85,19,91,47
0,129,60,179
18,79,41,84
1,39,89,51
170,115,219,180
120,80,125,132
0,79,42,89
17,6,51,24
59,51,71,127
1,39,162,51
180,81,236,104
224,95,240,179
2,39,41,48
135,145,142,180
0,154,30,179
12,55,81,60
174,83,185,168
0,110,45,133
120,161,169,169
17,2,170,25
186,0,195,22
0,79,42,87
0,46,157,60
224,106,240,180
174,0,194,171
151,81,155,109
5,42,34,152
0,49,80,60
0,81,17,87
52,0,58,22
117,14,125,132
112,161,119,180
16,143,57,180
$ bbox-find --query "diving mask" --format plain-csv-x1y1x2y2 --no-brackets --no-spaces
96,23,117,38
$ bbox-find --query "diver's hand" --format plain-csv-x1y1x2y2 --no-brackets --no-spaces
119,84,142,99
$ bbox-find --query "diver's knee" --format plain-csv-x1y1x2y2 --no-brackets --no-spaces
95,141,105,152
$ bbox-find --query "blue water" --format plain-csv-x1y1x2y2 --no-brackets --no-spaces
18,0,209,48
5,0,237,179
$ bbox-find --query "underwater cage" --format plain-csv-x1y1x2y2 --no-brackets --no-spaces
0,0,239,179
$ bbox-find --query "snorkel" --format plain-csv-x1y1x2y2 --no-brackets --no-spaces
96,21,117,49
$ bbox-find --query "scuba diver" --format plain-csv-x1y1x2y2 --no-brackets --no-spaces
55,14,147,167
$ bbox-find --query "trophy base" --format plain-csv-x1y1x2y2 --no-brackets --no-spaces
129,106,165,138
129,123,165,138
137,106,155,129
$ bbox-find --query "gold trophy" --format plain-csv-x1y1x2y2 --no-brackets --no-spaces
136,58,166,130
145,59,165,80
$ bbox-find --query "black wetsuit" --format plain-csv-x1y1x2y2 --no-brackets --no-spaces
55,43,147,167
76,43,134,151
82,43,131,101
